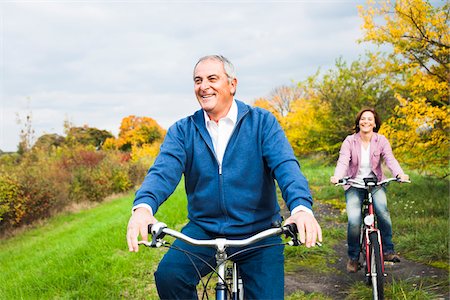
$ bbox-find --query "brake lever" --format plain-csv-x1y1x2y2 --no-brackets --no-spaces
148,222,167,248
284,223,300,246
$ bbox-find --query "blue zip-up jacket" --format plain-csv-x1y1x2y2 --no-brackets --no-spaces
134,100,313,237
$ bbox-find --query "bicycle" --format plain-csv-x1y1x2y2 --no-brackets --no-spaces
335,177,410,300
139,221,318,300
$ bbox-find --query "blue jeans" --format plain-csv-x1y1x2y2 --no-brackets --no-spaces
154,221,285,300
345,186,395,260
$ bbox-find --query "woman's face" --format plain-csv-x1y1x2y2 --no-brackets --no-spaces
359,111,376,133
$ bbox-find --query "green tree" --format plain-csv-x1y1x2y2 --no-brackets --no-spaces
303,57,398,159
33,134,66,151
65,125,114,149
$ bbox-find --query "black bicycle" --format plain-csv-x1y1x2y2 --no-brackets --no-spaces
336,177,409,300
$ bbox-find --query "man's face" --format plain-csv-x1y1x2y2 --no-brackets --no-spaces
193,59,237,121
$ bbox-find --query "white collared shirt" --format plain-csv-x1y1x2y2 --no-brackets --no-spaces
204,100,237,173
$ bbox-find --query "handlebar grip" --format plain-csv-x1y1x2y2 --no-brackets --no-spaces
284,223,298,234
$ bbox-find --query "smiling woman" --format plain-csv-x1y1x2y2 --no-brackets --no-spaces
330,107,409,273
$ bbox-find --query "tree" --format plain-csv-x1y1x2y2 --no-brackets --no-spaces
283,96,329,157
268,85,307,117
359,0,449,176
16,112,35,155
253,97,282,123
65,125,114,149
116,116,166,152
306,57,399,158
33,134,65,151
359,0,449,89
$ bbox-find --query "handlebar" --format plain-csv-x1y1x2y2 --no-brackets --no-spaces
335,177,410,187
138,222,311,250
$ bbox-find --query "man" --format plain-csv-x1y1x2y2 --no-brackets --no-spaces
127,55,322,299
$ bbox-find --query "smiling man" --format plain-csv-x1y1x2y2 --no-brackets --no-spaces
126,55,322,299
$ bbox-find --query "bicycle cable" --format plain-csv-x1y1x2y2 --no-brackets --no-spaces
160,243,231,299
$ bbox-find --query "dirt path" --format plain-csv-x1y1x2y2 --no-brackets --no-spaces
283,201,449,299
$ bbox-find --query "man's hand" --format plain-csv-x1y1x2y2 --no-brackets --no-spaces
284,211,322,248
126,207,158,252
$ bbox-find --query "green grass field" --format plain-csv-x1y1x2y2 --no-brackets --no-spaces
0,182,187,300
0,159,448,299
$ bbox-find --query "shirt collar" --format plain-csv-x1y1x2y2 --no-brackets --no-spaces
203,100,238,126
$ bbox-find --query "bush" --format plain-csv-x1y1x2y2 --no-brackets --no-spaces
0,173,26,228
17,150,71,224
0,144,154,233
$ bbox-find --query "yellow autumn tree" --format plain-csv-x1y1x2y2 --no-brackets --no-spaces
116,115,166,152
284,96,330,157
253,97,282,122
359,0,449,176
103,116,166,166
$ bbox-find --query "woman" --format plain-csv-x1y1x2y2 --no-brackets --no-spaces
330,108,409,273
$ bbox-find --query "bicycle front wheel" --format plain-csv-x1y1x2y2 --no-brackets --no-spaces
369,232,384,300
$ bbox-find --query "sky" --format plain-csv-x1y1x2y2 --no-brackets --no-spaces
1,0,372,152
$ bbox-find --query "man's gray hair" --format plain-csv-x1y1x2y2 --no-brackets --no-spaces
194,55,236,83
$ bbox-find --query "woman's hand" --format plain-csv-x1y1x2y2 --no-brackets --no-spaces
398,174,410,182
330,176,338,184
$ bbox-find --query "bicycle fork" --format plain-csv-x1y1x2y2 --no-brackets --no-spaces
215,251,244,300
215,251,228,300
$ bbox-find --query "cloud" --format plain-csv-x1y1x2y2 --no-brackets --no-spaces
1,1,370,151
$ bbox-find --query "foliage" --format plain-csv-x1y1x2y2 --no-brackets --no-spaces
114,115,166,152
310,57,399,157
253,97,282,122
33,133,66,151
1,113,165,231
0,144,148,231
358,0,449,87
380,96,449,176
266,57,399,159
358,0,449,176
0,173,26,225
283,98,329,156
65,125,114,149
130,142,162,168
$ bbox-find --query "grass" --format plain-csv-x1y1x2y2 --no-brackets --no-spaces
0,158,448,299
297,158,449,299
0,183,187,300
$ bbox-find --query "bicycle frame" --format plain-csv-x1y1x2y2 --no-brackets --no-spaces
336,177,409,300
361,178,385,288
139,222,303,300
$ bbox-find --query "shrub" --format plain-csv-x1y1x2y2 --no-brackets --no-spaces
17,150,71,224
0,172,27,228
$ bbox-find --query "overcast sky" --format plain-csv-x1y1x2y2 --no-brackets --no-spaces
1,0,372,152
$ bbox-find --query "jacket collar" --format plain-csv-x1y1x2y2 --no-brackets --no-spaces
191,99,250,152
192,99,249,129
354,132,379,143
